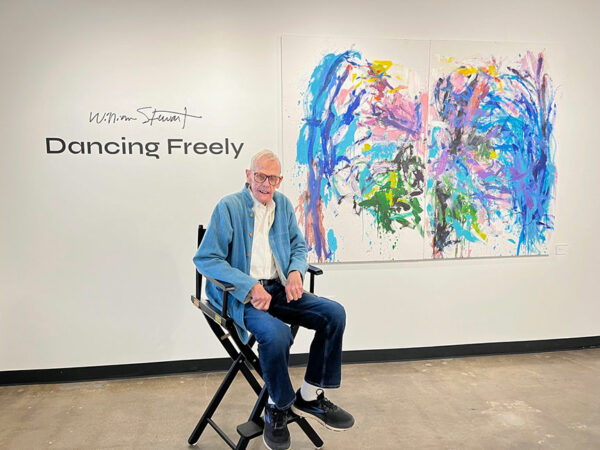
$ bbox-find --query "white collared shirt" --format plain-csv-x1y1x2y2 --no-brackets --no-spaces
249,188,278,280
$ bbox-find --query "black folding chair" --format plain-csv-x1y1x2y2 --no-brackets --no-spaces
188,225,325,449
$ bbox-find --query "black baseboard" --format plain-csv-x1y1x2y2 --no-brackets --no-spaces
1,336,598,386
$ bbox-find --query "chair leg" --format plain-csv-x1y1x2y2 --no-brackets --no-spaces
234,381,269,449
296,417,325,449
238,361,263,395
235,438,250,450
249,385,269,423
187,354,244,445
189,320,324,448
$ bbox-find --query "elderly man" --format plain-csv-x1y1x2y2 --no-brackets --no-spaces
194,150,354,450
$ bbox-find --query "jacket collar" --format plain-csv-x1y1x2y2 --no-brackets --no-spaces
242,183,254,208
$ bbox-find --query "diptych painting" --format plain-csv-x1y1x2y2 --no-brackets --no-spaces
282,37,558,262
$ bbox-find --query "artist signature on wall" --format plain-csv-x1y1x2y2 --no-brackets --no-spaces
89,107,202,129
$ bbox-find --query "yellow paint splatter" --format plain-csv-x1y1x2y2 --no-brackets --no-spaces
362,143,372,152
389,84,408,93
486,65,498,77
386,189,393,206
490,149,498,159
458,66,478,76
365,186,377,199
472,222,488,241
372,60,393,76
390,171,397,189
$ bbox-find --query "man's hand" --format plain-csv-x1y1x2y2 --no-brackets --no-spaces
285,271,303,303
250,283,272,310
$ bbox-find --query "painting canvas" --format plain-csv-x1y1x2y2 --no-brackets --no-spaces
426,41,558,258
282,36,430,263
282,36,558,263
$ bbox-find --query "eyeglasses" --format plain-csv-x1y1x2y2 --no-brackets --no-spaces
253,172,282,186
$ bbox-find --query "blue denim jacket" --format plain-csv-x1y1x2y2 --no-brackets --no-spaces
193,185,308,343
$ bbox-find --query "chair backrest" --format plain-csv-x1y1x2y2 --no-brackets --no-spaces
193,225,235,328
196,225,206,300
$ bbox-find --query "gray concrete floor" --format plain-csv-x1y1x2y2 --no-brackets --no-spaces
1,349,599,449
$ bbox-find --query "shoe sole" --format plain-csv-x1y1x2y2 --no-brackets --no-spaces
290,405,353,432
263,433,290,450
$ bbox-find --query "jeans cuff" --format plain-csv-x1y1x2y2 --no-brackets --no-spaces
277,396,296,411
304,378,341,389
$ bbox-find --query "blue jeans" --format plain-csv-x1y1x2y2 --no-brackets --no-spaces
244,282,346,410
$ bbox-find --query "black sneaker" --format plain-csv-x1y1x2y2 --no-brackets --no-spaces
263,404,290,450
291,389,355,431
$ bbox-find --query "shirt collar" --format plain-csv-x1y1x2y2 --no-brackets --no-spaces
247,186,276,211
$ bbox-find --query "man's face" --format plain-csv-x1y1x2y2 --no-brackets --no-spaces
246,157,282,205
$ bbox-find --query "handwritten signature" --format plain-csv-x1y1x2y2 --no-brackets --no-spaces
89,107,202,129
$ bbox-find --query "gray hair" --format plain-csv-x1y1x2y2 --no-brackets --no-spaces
250,149,281,172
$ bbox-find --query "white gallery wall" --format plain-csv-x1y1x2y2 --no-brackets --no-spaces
1,0,598,371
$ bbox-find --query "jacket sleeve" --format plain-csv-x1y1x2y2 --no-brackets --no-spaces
193,200,257,303
285,197,308,278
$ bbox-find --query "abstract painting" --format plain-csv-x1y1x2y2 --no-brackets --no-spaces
282,36,429,262
427,41,557,258
282,37,558,262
